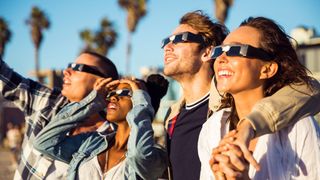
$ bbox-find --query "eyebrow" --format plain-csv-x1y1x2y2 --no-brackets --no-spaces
171,31,195,36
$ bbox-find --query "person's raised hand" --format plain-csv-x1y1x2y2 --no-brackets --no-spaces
94,78,120,100
120,77,147,92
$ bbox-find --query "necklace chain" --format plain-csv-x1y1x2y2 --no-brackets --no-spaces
104,151,126,173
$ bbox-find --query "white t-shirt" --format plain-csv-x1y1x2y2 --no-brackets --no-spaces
44,160,69,180
78,152,125,180
198,109,320,180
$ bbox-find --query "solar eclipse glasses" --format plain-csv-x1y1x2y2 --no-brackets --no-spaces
161,32,205,48
106,89,132,100
211,44,273,60
68,63,106,77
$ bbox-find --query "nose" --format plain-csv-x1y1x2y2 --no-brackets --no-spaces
216,52,228,64
163,41,174,51
63,68,72,77
109,95,119,102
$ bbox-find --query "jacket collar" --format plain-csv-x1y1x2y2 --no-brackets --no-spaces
165,77,225,129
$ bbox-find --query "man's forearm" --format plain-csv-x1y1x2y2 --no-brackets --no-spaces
243,80,320,136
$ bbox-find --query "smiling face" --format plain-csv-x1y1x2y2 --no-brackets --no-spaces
214,26,268,95
62,54,101,102
106,83,133,124
163,24,204,79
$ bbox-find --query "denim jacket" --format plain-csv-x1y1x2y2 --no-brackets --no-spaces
34,90,168,180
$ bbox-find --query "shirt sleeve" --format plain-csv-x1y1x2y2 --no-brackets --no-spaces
0,58,67,119
33,90,107,163
126,90,168,180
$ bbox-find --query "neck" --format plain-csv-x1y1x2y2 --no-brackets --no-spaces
232,87,265,120
177,68,213,104
114,121,130,150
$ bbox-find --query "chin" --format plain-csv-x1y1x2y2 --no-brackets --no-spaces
217,86,227,92
163,69,170,76
163,66,175,75
106,116,126,124
61,90,67,98
106,116,117,122
163,69,177,77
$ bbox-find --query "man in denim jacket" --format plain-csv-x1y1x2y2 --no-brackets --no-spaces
0,52,118,179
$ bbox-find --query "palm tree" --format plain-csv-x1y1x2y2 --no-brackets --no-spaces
118,0,147,74
0,17,12,59
26,6,50,82
79,18,117,56
94,18,117,56
80,29,94,53
214,0,233,24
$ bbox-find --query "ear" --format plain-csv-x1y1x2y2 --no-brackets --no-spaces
201,45,214,62
260,62,278,79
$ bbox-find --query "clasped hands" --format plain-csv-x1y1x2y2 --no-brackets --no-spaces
210,120,260,180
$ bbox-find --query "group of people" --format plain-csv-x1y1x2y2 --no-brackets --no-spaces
0,10,320,180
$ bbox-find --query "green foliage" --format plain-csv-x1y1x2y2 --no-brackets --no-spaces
118,0,147,32
0,17,12,58
79,17,117,56
26,6,50,48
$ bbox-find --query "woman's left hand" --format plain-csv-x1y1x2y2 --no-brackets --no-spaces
94,78,120,101
120,77,146,92
209,130,249,179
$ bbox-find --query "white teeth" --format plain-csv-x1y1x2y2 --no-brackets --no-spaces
165,57,174,63
218,70,234,76
63,79,71,84
109,103,117,109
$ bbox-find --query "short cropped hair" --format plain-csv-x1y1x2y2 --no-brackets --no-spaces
83,51,119,80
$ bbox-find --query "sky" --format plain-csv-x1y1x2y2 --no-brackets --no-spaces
0,0,319,79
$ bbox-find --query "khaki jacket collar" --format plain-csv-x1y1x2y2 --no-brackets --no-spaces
164,77,223,129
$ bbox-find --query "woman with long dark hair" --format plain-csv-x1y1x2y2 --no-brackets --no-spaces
198,17,320,179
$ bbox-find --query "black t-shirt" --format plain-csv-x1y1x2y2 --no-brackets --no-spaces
169,95,209,180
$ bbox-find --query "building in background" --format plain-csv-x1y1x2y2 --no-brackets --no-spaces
291,26,320,123
291,26,320,80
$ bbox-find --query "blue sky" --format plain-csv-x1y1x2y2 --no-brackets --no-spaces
0,0,319,79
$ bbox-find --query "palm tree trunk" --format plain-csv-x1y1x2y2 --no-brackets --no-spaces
34,47,41,82
126,31,132,75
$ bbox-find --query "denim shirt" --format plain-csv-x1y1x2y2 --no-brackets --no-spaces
33,90,168,180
